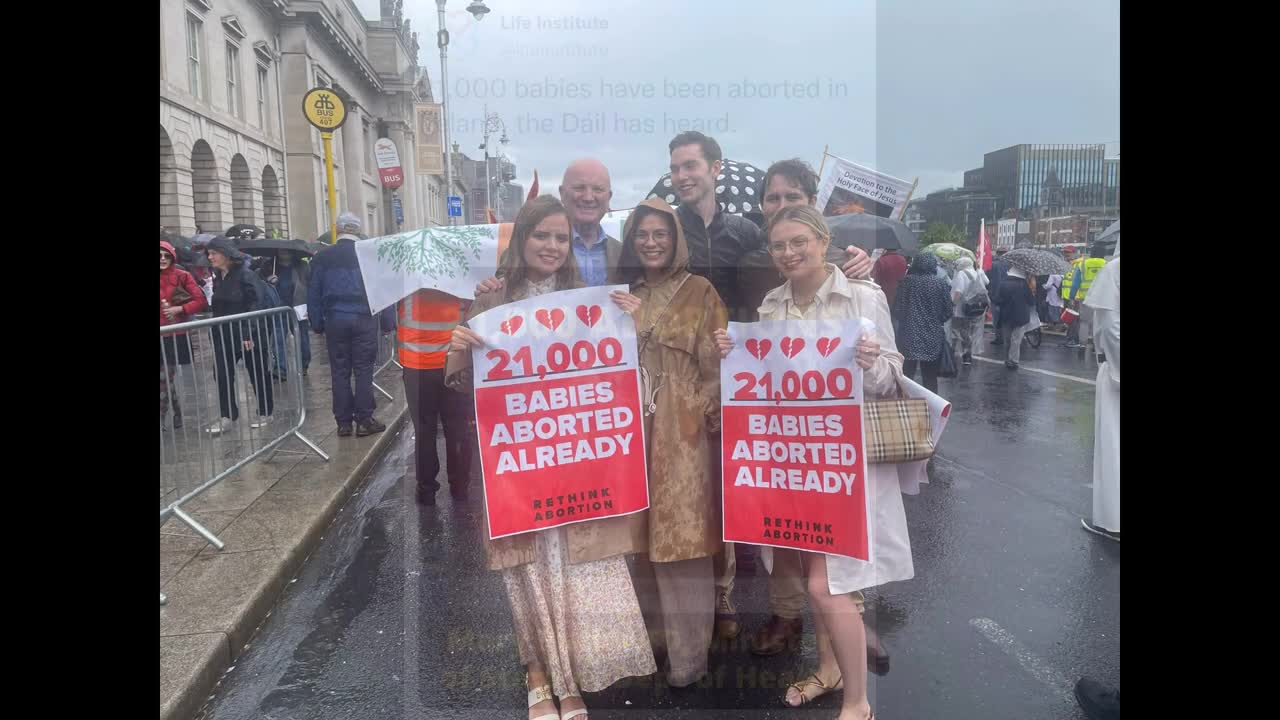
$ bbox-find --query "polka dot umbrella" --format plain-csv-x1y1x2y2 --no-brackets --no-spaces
646,159,766,217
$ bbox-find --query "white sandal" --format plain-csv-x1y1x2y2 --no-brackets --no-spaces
527,676,558,720
558,693,589,720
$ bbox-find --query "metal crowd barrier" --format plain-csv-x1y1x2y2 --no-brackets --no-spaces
160,307,329,553
371,329,402,400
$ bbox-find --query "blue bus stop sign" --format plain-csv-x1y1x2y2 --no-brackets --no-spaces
448,196,462,218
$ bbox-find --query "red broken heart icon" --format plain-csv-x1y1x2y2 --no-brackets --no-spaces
499,315,523,335
535,308,566,331
816,337,841,357
745,338,772,360
781,337,805,358
576,304,603,328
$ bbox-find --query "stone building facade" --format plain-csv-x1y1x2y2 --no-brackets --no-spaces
160,0,448,238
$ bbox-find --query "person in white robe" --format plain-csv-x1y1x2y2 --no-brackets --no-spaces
1081,240,1119,540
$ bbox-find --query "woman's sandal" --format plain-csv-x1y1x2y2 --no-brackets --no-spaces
526,676,558,720
784,672,844,707
557,693,589,720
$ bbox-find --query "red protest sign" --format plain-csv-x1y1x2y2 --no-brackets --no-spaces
721,319,871,561
469,286,649,539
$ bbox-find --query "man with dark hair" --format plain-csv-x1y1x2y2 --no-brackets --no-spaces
760,158,819,209
740,158,874,315
669,131,760,316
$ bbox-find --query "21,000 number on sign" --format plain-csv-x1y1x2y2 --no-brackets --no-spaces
731,369,855,402
485,339,625,381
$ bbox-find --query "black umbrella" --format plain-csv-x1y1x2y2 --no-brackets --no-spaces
225,224,264,240
238,238,311,256
646,159,766,216
825,213,919,254
177,246,211,268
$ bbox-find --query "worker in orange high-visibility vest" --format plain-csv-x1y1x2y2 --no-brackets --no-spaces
398,288,474,505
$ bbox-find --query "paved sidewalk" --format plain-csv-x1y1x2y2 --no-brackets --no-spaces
160,333,408,720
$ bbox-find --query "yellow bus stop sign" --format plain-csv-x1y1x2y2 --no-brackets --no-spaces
302,87,348,242
302,87,348,131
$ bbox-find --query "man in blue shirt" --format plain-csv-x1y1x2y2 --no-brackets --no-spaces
560,157,622,286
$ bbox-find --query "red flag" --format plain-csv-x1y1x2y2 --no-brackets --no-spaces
978,218,993,271
526,169,539,203
487,208,498,224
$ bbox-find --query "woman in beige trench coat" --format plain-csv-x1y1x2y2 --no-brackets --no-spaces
615,197,729,687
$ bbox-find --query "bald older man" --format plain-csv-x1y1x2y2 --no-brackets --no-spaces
477,158,623,293
561,158,623,286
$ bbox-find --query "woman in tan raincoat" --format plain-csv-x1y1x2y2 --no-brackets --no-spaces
446,196,655,720
616,197,729,687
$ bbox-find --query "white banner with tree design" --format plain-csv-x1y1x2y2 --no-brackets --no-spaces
354,224,502,314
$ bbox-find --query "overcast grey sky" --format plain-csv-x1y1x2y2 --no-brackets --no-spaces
356,0,1119,209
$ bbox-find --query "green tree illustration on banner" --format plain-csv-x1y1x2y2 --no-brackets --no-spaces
375,225,490,278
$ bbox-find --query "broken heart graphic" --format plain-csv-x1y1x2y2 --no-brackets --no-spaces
745,338,772,360
781,337,805,358
816,337,841,357
576,304,603,328
535,308,566,331
499,315,524,335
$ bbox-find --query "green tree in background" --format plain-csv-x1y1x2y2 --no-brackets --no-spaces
920,222,967,248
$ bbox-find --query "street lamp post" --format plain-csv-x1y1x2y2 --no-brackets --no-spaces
435,1,453,225
436,1,492,225
480,103,508,222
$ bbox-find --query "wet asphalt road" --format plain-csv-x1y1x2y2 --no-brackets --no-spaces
196,331,1118,720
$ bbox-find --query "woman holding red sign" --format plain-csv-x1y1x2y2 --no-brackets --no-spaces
615,197,730,688
446,196,655,720
714,204,907,720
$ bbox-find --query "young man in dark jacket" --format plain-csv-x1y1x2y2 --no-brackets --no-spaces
669,132,764,319
307,212,387,438
993,266,1034,369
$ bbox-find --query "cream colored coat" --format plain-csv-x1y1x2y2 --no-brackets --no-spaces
756,265,916,595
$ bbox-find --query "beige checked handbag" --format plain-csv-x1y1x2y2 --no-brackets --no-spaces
864,397,935,464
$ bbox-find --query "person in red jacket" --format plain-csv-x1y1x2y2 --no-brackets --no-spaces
872,248,909,322
161,241,208,429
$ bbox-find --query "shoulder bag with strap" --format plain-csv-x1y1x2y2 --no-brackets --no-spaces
961,270,990,318
863,366,936,465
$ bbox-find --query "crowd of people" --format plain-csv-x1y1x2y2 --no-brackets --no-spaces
159,129,1120,720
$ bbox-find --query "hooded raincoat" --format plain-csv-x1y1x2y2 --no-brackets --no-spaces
618,197,730,564
616,197,729,687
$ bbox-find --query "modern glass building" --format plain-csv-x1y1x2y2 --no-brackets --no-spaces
1103,157,1120,211
982,144,1108,214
